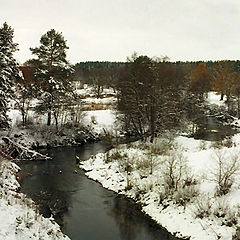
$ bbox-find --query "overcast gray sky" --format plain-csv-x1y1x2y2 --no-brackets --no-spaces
1,0,240,64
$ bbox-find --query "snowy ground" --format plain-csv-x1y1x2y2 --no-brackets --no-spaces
7,86,117,136
75,84,115,97
6,88,117,148
0,159,70,240
80,135,240,239
83,109,117,134
206,92,227,107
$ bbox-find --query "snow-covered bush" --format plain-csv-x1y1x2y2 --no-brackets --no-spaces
212,198,238,227
222,136,234,148
108,150,134,189
210,137,234,149
194,195,213,219
159,178,198,207
210,149,240,195
233,227,240,240
210,140,223,149
194,196,239,227
135,152,159,176
199,140,207,150
91,115,97,124
158,150,198,205
105,150,128,164
146,138,173,155
162,150,189,191
174,184,199,206
134,155,148,169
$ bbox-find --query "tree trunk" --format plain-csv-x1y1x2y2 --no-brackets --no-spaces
47,111,51,126
21,110,25,126
226,95,230,112
192,123,195,136
238,94,240,119
54,112,58,130
55,117,58,130
220,92,224,101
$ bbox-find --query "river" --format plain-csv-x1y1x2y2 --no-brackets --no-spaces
19,142,178,240
194,115,237,141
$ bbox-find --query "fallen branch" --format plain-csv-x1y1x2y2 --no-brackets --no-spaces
1,137,51,161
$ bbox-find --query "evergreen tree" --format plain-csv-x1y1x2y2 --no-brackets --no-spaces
0,22,19,128
29,29,74,125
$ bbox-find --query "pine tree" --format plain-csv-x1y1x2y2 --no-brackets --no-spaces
0,22,19,128
29,29,74,126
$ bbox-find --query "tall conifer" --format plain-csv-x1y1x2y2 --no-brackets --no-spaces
0,22,19,128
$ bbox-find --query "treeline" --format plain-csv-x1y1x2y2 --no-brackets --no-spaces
2,21,240,141
73,61,125,96
73,57,240,141
74,59,240,102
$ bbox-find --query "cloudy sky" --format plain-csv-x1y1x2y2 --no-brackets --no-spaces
1,0,240,64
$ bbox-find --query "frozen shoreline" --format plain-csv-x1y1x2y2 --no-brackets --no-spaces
0,160,70,240
80,135,240,240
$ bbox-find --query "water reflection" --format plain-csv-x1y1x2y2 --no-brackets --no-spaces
110,196,176,240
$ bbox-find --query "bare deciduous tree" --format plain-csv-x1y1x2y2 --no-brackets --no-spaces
162,150,189,191
210,149,240,195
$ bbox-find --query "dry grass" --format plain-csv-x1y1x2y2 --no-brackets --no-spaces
82,102,116,111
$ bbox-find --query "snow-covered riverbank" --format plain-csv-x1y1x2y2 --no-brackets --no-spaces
7,107,116,149
0,159,70,240
80,135,240,240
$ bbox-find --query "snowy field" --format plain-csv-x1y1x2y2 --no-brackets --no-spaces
7,108,116,134
75,84,115,97
206,92,227,107
7,86,117,135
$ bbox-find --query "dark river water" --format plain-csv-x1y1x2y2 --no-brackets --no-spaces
19,143,178,240
194,116,237,141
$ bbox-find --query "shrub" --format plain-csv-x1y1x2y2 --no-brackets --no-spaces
199,140,207,150
135,153,159,175
210,149,240,196
162,150,189,191
174,184,199,206
110,150,123,161
91,115,97,124
233,227,240,240
158,150,198,205
211,137,233,149
210,140,223,149
105,150,126,163
194,195,213,219
222,136,233,148
212,198,238,227
149,139,173,155
135,155,150,171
